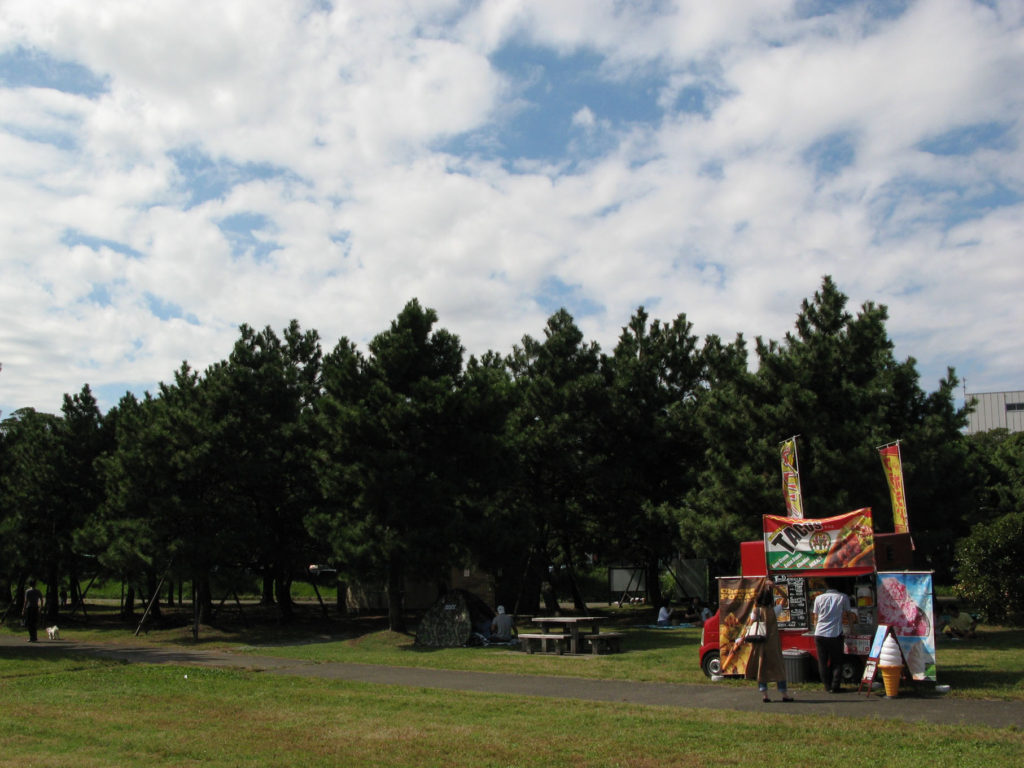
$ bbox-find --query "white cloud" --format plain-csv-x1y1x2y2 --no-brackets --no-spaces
1,0,1022,415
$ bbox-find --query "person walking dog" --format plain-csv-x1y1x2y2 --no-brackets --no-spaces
22,579,43,643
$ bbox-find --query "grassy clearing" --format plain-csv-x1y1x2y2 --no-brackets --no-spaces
235,623,1024,700
1,654,1021,768
10,604,1023,701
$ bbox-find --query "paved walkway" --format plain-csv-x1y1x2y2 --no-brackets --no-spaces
3,636,1022,728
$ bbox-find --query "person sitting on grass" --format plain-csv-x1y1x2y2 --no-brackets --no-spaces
490,606,517,642
657,599,674,626
942,604,977,639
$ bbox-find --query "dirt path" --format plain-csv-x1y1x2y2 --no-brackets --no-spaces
4,636,1022,728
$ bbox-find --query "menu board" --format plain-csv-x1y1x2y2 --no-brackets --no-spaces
771,574,809,630
859,624,893,694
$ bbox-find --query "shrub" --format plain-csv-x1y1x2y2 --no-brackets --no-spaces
954,511,1024,625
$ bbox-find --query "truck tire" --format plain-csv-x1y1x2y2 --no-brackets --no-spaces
839,654,864,684
701,650,721,677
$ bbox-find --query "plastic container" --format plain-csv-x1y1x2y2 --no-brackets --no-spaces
857,585,873,608
782,649,811,683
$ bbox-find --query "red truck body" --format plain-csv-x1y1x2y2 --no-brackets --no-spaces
699,531,913,680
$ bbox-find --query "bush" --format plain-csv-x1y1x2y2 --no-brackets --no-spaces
954,512,1024,625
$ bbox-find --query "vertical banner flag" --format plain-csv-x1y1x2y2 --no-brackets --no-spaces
717,577,765,676
879,442,909,533
780,437,804,518
876,572,935,680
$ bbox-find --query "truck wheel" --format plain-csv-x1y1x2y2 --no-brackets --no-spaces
701,651,721,677
839,655,864,684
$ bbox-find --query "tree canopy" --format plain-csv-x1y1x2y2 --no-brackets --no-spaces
1,277,1017,626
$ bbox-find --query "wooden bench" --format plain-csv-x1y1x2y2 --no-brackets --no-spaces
518,633,570,655
584,632,624,654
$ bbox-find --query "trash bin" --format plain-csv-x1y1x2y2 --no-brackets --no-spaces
782,650,810,683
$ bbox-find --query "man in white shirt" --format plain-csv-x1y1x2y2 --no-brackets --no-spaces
812,582,856,692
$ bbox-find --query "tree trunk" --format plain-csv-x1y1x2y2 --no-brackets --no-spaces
387,559,406,633
514,554,543,615
566,569,587,613
275,573,294,622
336,580,348,616
560,538,587,612
121,584,136,619
645,559,662,608
14,575,26,614
44,564,60,623
195,572,213,624
146,571,162,619
541,574,560,614
261,574,275,605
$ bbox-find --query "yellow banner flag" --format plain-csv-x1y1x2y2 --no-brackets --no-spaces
780,438,803,518
879,443,909,533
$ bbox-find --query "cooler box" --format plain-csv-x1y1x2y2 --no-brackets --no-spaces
782,650,810,683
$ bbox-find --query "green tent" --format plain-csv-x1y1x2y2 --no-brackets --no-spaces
415,589,495,647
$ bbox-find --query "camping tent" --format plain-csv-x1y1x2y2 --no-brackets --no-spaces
416,589,495,647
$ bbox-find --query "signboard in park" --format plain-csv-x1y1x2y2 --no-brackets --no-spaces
764,509,875,573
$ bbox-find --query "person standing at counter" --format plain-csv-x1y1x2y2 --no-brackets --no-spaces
812,581,856,693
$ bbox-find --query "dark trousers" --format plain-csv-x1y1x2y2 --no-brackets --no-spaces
815,634,845,691
25,606,40,642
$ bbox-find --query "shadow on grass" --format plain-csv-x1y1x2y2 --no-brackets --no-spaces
0,645,110,663
0,645,130,677
392,627,701,657
4,601,393,651
935,668,1024,692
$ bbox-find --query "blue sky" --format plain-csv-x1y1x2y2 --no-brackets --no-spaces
1,0,1022,416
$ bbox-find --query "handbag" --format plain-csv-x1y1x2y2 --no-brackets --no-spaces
745,608,767,643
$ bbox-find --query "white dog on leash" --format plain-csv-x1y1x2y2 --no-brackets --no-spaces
46,625,60,640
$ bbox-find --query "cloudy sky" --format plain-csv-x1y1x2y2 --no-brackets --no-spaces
1,0,1022,416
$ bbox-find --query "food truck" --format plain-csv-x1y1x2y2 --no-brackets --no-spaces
698,508,932,684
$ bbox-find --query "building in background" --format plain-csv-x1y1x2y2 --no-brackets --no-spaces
966,390,1024,434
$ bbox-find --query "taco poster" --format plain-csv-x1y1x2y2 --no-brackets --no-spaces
764,509,875,572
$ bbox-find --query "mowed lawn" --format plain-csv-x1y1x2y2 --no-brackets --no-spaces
60,614,1024,699
2,618,1022,767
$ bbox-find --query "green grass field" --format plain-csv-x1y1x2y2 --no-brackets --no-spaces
51,604,1024,699
3,606,1022,767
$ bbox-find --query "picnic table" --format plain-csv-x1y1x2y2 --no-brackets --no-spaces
521,616,622,655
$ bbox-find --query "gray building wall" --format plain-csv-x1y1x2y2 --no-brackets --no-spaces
966,390,1024,434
